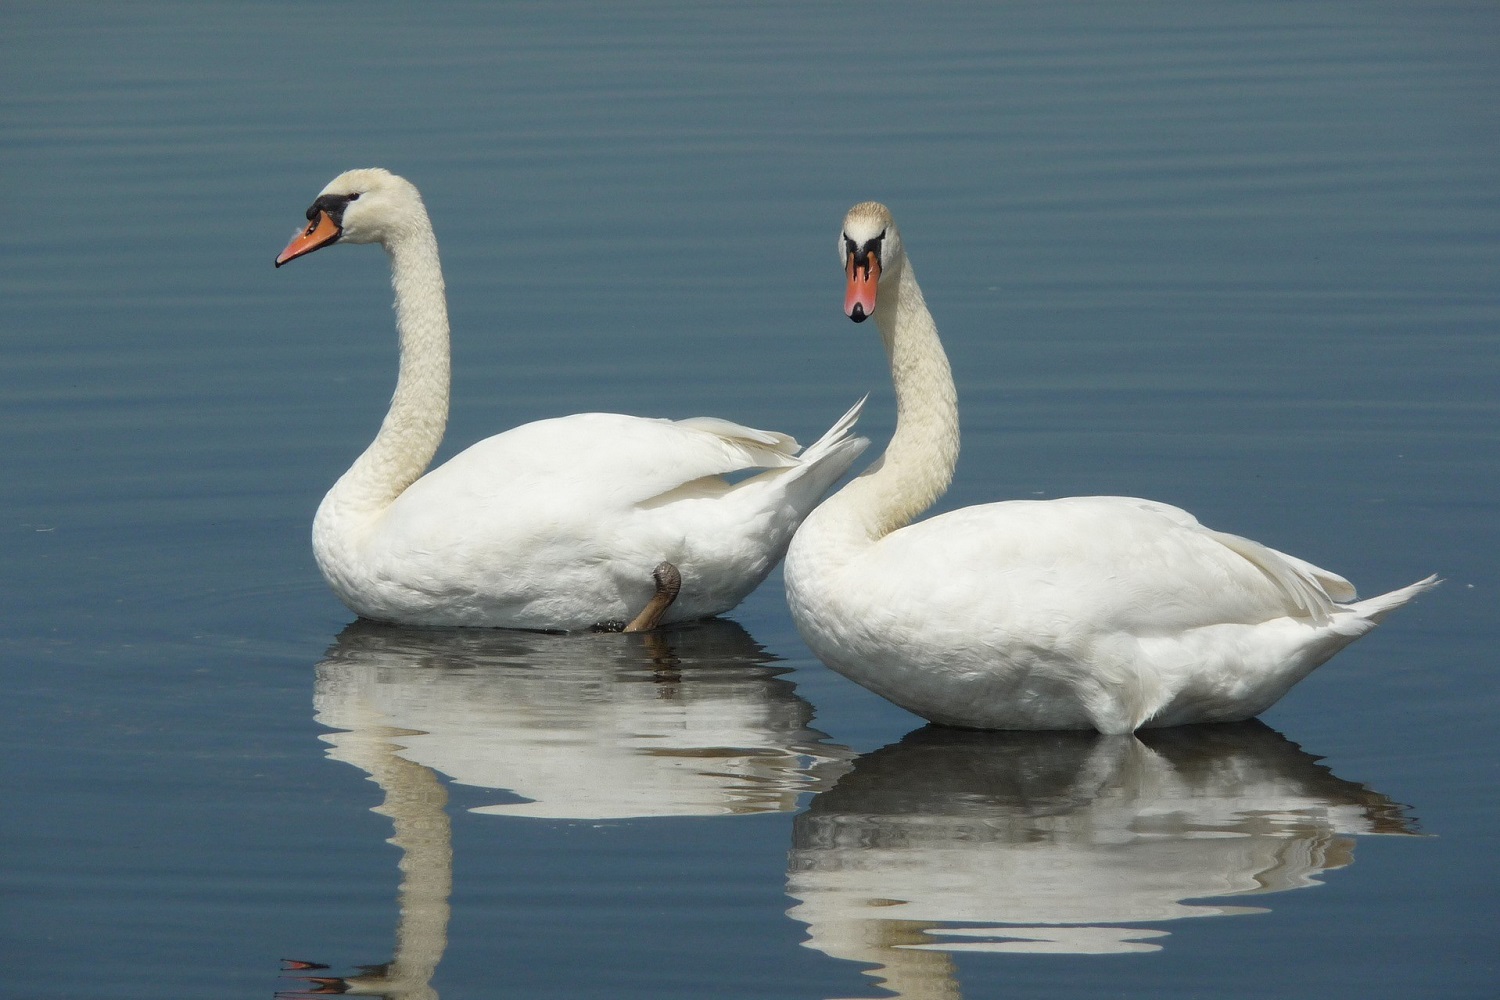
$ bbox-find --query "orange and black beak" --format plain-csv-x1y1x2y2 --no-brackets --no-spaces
844,243,881,323
275,210,342,267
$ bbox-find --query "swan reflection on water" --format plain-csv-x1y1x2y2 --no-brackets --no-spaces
788,723,1419,997
281,622,1419,1000
280,619,852,997
314,618,855,819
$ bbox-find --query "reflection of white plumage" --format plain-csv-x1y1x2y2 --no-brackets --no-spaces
786,201,1437,732
276,168,866,630
313,620,853,819
301,621,854,995
787,722,1418,997
286,724,450,1000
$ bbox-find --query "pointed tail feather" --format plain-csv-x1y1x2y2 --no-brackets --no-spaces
797,395,868,464
770,396,870,513
1349,574,1441,624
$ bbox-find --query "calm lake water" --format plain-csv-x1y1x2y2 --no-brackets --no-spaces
4,3,1497,998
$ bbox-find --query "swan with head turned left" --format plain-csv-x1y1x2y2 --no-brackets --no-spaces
275,168,866,631
784,201,1437,734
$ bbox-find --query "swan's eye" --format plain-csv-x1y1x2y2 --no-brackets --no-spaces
346,192,361,202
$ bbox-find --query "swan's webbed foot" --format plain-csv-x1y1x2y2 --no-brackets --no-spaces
623,561,683,633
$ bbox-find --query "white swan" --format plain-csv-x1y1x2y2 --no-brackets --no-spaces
784,201,1437,734
275,168,867,631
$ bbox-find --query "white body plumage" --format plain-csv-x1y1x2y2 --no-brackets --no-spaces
279,169,867,630
786,201,1435,733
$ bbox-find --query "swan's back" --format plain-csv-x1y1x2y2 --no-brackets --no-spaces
401,413,800,509
862,497,1343,635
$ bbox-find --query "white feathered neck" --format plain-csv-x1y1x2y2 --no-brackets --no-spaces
318,179,451,532
816,234,959,545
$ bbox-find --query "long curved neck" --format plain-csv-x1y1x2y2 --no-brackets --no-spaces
825,253,959,543
322,225,451,528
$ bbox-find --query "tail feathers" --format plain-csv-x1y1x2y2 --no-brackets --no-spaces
797,395,868,465
747,397,869,512
1348,574,1441,624
1214,531,1436,630
675,396,866,474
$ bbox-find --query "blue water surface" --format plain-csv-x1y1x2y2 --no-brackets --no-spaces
3,3,1496,998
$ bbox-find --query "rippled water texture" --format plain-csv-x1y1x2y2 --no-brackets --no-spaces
4,3,1496,998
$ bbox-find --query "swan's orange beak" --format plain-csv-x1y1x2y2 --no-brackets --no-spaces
275,210,342,267
844,250,880,322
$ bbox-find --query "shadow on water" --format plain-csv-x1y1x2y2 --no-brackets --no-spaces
786,722,1420,998
279,618,854,998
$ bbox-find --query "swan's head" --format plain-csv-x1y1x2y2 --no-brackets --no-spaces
275,168,426,267
840,201,901,323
